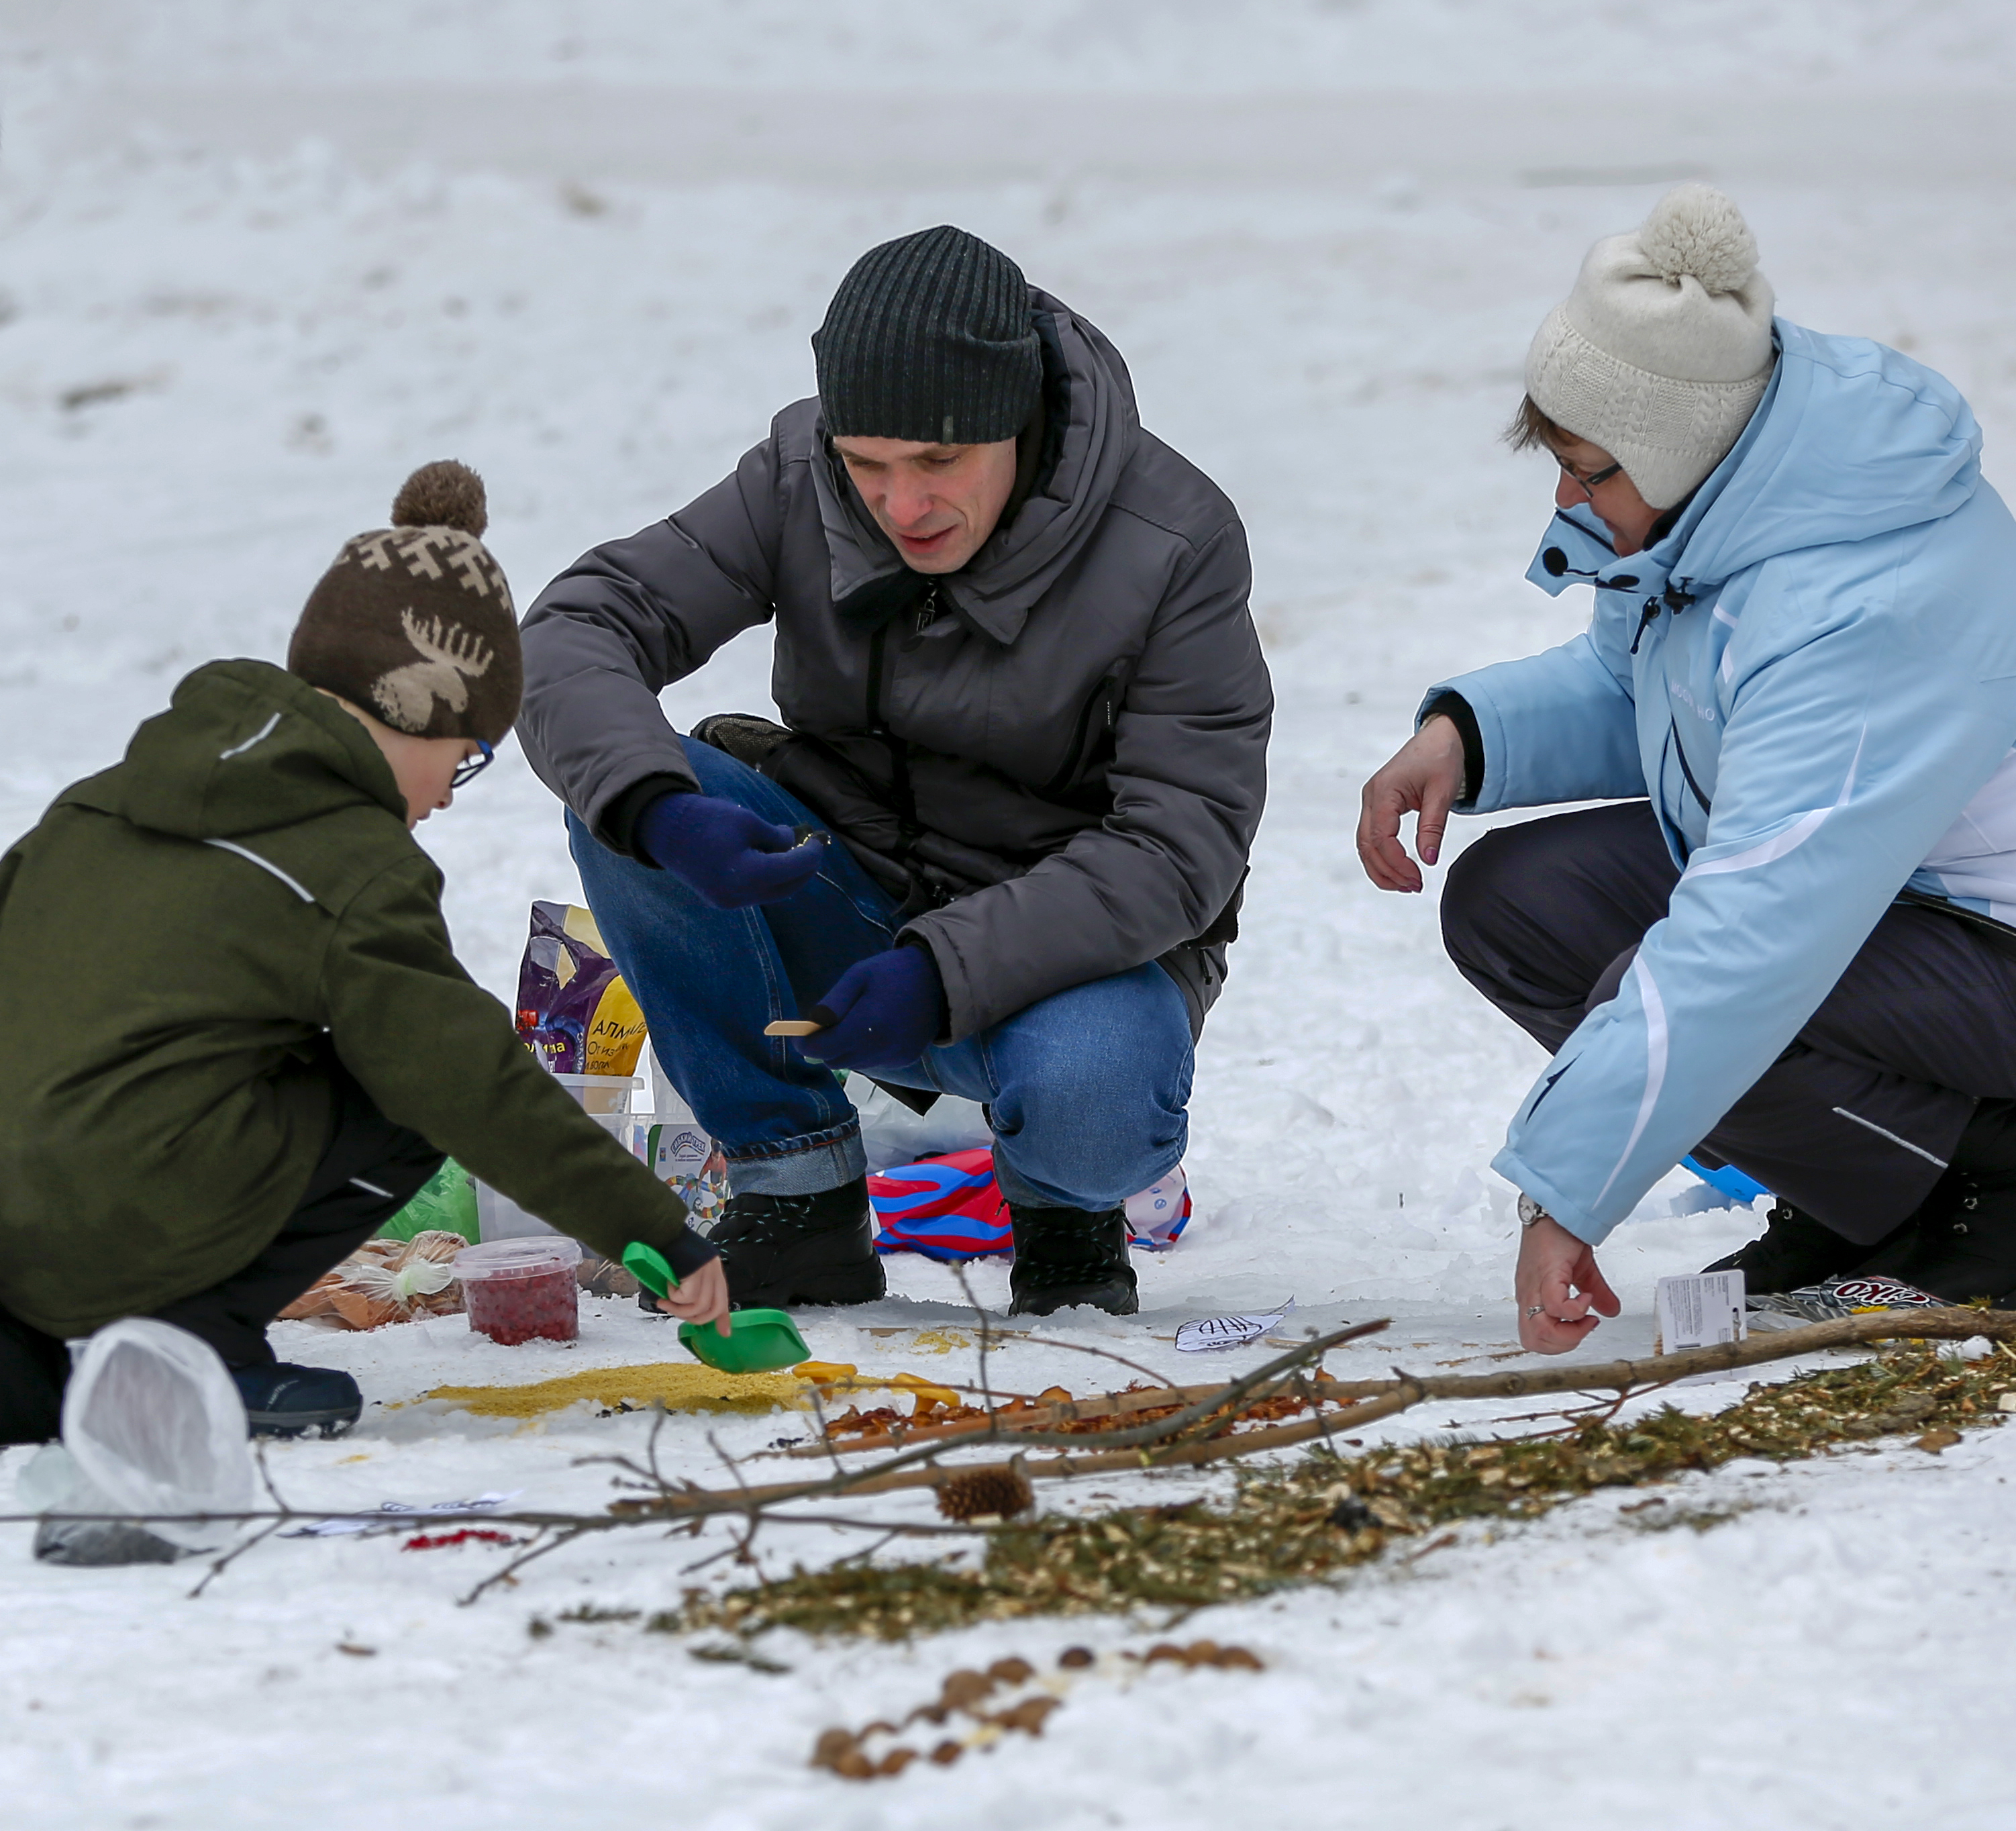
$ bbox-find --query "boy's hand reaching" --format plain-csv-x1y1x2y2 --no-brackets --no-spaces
652,1254,732,1335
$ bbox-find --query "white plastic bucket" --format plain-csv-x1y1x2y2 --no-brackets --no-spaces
553,1073,643,1122
475,1073,647,1239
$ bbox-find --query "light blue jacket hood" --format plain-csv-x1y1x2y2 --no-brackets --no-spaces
1428,319,2016,1243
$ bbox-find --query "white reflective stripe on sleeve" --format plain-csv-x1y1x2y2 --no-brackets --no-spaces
1684,805,1831,879
1681,727,1864,881
203,838,315,903
1593,954,1668,1209
350,1177,394,1198
218,711,283,760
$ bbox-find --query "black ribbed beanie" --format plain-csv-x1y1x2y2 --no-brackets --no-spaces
813,225,1042,445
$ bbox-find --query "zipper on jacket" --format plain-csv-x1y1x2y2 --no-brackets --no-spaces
865,622,889,732
1630,581,1697,656
1668,717,1713,814
911,582,941,637
1043,671,1121,798
865,622,920,832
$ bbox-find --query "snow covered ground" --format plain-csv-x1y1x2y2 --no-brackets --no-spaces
3,4,2016,1826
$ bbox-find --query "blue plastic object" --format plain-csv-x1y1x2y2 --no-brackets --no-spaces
1682,1154,1771,1204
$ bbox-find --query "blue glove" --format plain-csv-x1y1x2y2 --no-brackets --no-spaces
795,945,947,1073
635,791,825,908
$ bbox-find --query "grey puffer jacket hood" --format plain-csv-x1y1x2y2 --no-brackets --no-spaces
518,289,1271,1041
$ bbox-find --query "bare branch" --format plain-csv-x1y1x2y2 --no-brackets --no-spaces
458,1526,581,1607
187,1518,287,1600
951,1262,999,1418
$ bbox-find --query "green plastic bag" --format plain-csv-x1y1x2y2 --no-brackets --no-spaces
376,1158,479,1244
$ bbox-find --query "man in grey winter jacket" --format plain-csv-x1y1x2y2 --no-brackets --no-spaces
517,226,1271,1317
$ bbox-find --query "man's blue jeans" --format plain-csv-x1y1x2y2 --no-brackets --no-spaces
568,738,1195,1209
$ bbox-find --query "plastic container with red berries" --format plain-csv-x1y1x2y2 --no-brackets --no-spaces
456,1237,583,1345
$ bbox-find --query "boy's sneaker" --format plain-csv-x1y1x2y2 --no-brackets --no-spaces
33,1516,182,1567
1007,1205,1139,1317
231,1363,363,1438
1700,1200,1864,1293
708,1177,886,1308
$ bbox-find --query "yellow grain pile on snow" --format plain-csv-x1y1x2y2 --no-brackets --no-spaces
426,1361,805,1419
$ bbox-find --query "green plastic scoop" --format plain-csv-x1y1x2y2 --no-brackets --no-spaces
623,1242,811,1375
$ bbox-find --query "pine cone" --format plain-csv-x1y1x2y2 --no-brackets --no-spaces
935,1466,1034,1523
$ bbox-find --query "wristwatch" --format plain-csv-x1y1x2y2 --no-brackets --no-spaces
1517,1194,1549,1230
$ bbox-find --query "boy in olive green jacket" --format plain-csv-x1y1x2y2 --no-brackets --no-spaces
0,463,726,1444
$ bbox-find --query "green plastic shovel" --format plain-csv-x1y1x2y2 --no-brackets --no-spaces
622,1242,811,1375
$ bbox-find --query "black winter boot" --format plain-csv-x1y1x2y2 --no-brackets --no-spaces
1848,1100,2016,1305
703,1177,885,1309
1701,1200,1863,1293
1874,1177,2016,1304
1007,1205,1138,1317
231,1363,362,1438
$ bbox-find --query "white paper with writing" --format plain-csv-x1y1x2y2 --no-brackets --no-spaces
284,1491,521,1538
1175,1302,1295,1353
1654,1271,1746,1354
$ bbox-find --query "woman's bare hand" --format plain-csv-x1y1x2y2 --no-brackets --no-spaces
1356,713,1466,893
1514,1211,1621,1354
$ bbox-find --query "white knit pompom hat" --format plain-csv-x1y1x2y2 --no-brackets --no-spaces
1525,185,1776,509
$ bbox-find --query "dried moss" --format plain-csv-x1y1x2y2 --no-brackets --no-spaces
654,1344,2012,1642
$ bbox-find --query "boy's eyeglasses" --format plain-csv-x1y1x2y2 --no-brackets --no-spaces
450,741,495,791
1556,455,1624,495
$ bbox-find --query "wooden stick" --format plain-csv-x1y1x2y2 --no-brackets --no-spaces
763,1020,823,1037
780,1375,1357,1458
788,1301,1985,1459
614,1306,2016,1518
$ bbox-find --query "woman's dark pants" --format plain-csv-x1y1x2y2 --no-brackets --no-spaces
1441,801,2016,1243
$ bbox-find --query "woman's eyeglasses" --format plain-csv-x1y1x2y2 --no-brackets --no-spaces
450,740,495,790
1556,455,1624,494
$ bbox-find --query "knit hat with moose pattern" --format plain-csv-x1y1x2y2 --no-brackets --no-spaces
287,460,521,743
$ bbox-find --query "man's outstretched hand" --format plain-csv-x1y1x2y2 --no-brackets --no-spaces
793,945,946,1073
1356,712,1466,893
636,791,825,908
1515,1209,1621,1354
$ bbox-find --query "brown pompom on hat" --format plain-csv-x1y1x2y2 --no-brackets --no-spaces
288,460,521,743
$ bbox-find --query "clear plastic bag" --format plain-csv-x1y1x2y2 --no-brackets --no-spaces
280,1230,466,1329
60,1318,256,1550
848,1079,994,1174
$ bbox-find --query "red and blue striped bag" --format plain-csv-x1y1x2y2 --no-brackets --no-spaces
868,1150,1190,1258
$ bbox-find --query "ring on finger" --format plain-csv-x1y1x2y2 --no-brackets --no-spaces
1523,1303,1544,1319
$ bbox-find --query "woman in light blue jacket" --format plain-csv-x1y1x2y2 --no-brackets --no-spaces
1358,187,2016,1354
